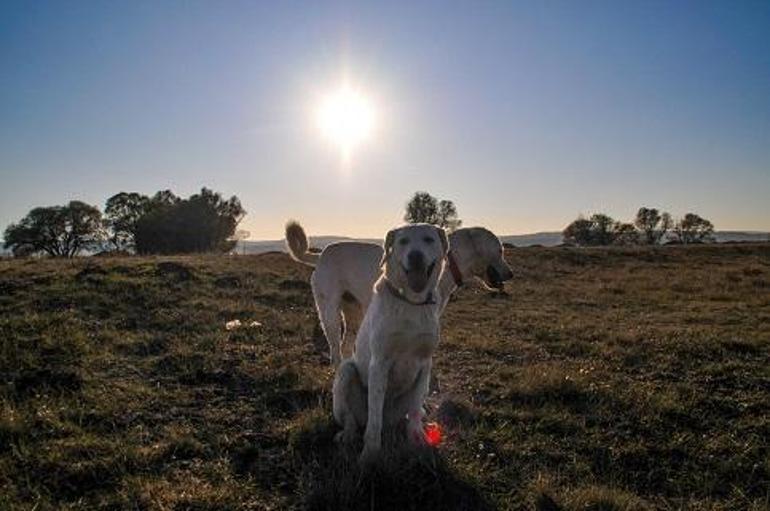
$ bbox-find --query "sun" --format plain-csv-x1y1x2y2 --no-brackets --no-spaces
317,86,375,156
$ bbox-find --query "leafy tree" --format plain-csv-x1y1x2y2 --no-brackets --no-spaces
134,188,245,254
613,222,639,246
634,207,672,245
104,192,151,251
562,213,618,246
437,200,462,231
671,213,715,244
3,201,104,257
591,214,616,246
150,189,180,208
405,192,438,225
404,191,462,231
562,217,595,246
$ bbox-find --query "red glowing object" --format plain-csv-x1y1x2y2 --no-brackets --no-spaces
424,422,442,447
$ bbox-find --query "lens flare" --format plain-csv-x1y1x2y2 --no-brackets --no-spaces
424,422,442,447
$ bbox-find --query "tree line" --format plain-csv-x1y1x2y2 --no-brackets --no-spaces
563,207,715,246
3,188,245,257
3,189,452,258
2,189,716,257
402,194,717,248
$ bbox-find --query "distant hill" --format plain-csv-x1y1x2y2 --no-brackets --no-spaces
236,230,770,254
499,232,564,247
712,231,770,243
501,231,770,247
2,230,766,257
234,232,569,255
235,236,380,255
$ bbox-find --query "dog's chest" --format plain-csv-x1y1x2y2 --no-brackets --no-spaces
383,317,438,359
382,319,437,396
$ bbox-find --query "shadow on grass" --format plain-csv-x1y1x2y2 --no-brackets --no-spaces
289,413,494,511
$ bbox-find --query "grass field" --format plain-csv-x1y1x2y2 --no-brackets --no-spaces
1,244,768,510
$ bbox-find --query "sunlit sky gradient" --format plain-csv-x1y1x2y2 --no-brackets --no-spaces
1,1,769,239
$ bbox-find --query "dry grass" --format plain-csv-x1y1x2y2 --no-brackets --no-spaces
1,245,768,510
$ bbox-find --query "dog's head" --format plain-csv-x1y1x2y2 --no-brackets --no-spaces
380,223,448,295
457,228,513,290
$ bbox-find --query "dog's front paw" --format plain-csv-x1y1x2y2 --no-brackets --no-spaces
407,423,427,447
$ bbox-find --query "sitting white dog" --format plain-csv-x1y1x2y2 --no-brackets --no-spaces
285,221,513,365
332,224,448,464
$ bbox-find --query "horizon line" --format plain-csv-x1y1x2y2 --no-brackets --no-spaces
238,228,770,243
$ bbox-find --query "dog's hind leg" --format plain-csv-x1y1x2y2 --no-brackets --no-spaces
310,271,345,366
332,360,367,444
340,293,364,359
312,280,344,366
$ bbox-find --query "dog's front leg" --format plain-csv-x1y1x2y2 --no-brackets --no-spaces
405,361,432,446
360,356,390,466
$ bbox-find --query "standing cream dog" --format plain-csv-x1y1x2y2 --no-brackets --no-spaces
332,224,448,464
285,221,513,365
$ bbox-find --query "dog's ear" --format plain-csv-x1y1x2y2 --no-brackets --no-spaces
436,226,449,256
379,228,397,267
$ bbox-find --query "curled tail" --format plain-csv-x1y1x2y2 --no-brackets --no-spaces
285,220,320,266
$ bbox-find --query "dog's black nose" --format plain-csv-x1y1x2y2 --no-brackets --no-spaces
407,250,426,270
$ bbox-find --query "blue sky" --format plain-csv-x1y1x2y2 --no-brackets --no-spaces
1,0,769,239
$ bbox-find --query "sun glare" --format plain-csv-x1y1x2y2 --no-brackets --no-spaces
317,87,375,157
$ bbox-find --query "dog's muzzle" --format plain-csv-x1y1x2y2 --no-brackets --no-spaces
403,251,436,293
485,265,511,290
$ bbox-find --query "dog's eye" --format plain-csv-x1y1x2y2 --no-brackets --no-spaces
423,236,435,244
398,238,410,246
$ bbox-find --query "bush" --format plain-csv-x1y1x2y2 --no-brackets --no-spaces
134,188,245,254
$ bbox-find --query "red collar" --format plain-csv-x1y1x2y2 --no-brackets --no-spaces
447,250,464,287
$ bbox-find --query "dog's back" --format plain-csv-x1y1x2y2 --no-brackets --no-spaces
312,242,383,307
